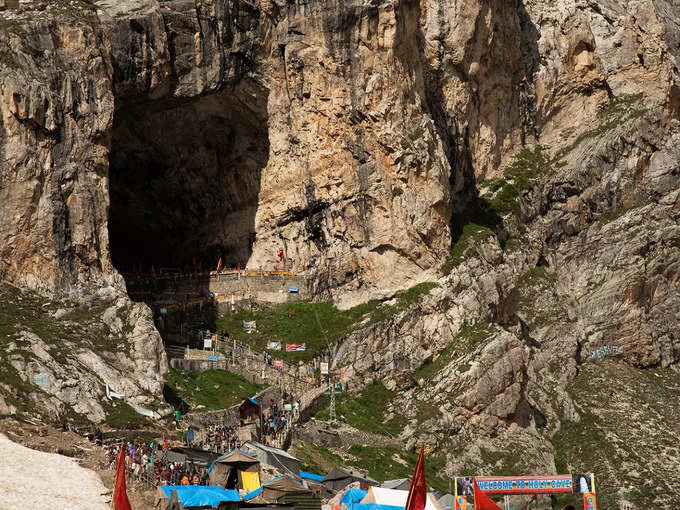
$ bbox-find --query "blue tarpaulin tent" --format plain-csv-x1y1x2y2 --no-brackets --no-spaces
161,485,240,507
300,471,324,483
340,488,404,510
341,489,367,506
247,397,260,405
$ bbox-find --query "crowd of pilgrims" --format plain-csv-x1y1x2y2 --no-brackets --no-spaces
186,424,239,453
95,393,301,488
104,440,210,486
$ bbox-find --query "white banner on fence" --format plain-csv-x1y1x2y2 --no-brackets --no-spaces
204,338,213,349
267,341,282,350
320,362,329,375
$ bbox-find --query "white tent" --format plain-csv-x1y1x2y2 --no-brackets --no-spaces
361,487,443,510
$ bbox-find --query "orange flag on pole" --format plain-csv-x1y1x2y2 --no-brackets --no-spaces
473,479,501,510
405,445,427,510
216,257,222,272
113,445,132,510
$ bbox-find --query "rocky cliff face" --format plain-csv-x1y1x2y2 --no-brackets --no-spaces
1,0,680,505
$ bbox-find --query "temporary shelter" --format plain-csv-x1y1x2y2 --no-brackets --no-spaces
239,397,262,424
242,441,302,477
360,487,443,510
323,468,379,491
169,447,222,468
380,479,410,491
339,488,400,510
437,494,455,510
243,475,310,502
207,449,261,491
155,485,240,509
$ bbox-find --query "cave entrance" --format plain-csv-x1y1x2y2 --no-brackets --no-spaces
108,79,269,343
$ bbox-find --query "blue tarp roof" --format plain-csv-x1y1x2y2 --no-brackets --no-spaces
161,485,240,507
341,488,367,506
247,397,260,405
300,471,324,483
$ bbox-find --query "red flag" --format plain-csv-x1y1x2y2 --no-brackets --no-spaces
473,479,501,510
405,445,427,510
113,445,132,510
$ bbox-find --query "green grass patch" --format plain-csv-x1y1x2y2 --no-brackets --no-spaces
481,145,559,215
347,445,449,492
103,401,151,429
320,380,402,435
164,367,263,413
443,202,501,276
215,283,437,361
442,223,494,275
290,440,345,475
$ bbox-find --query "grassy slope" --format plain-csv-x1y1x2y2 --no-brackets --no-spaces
550,362,680,508
0,283,141,425
164,367,264,413
215,283,437,361
291,439,449,493
315,381,404,436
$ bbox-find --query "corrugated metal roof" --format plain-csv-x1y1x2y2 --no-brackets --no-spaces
244,441,301,461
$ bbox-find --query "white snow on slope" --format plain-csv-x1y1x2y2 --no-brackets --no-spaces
0,434,109,510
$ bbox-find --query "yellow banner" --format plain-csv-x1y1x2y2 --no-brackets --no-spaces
241,471,261,492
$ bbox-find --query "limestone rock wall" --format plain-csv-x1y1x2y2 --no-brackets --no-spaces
0,1,680,499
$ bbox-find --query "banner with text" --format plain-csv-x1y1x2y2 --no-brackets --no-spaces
470,476,574,495
267,341,282,351
286,343,306,352
320,362,329,375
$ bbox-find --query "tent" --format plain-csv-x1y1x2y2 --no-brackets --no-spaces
156,485,240,509
239,398,261,423
360,487,443,510
242,441,302,477
380,479,410,491
340,488,368,506
207,449,260,490
167,447,223,468
243,474,311,503
437,494,455,510
323,468,379,491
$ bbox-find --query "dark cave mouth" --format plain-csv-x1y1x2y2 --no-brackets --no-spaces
108,80,269,274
